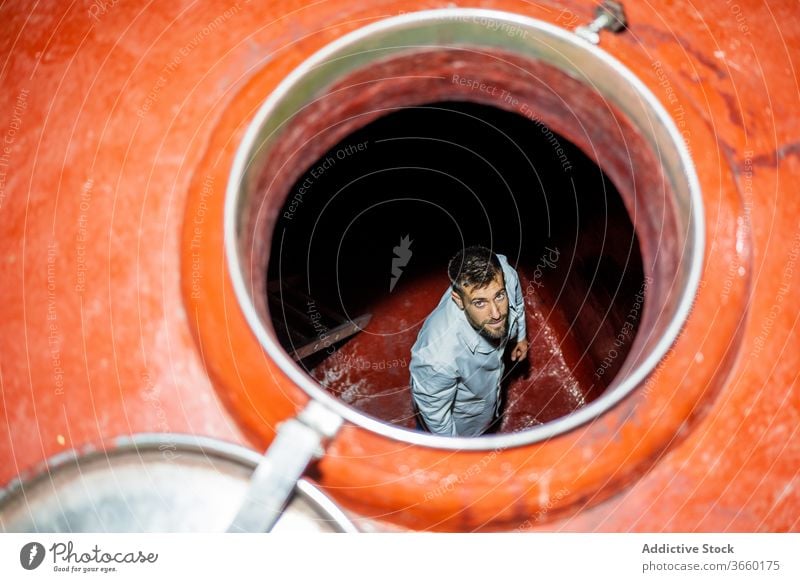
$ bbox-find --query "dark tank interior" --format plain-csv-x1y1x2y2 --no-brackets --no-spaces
267,101,645,433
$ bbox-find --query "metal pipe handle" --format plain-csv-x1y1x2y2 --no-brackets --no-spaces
227,401,343,532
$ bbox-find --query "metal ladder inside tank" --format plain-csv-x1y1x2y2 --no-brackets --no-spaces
267,275,371,361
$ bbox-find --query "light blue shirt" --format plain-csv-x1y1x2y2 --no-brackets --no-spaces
409,255,527,437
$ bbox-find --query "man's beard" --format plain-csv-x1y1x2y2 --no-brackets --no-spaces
467,313,508,343
480,319,508,342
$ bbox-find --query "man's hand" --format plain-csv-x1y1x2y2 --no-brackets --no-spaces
511,339,529,362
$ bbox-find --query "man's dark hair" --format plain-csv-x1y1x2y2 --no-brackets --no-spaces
448,246,502,293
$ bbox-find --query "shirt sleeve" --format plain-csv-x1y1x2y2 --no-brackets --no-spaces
512,267,527,343
410,359,459,437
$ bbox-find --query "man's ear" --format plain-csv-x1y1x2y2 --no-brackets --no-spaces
450,289,464,310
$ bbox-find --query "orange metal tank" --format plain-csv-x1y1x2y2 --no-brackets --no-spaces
1,0,798,532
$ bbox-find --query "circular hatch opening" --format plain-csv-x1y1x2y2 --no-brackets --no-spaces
268,100,644,433
225,9,703,450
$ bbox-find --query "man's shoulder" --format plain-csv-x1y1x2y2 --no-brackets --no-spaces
497,253,520,282
496,253,514,269
411,299,461,365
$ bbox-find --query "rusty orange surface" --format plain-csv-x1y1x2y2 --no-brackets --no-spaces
1,0,798,531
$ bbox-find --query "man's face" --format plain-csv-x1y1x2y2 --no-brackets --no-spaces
451,273,509,341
